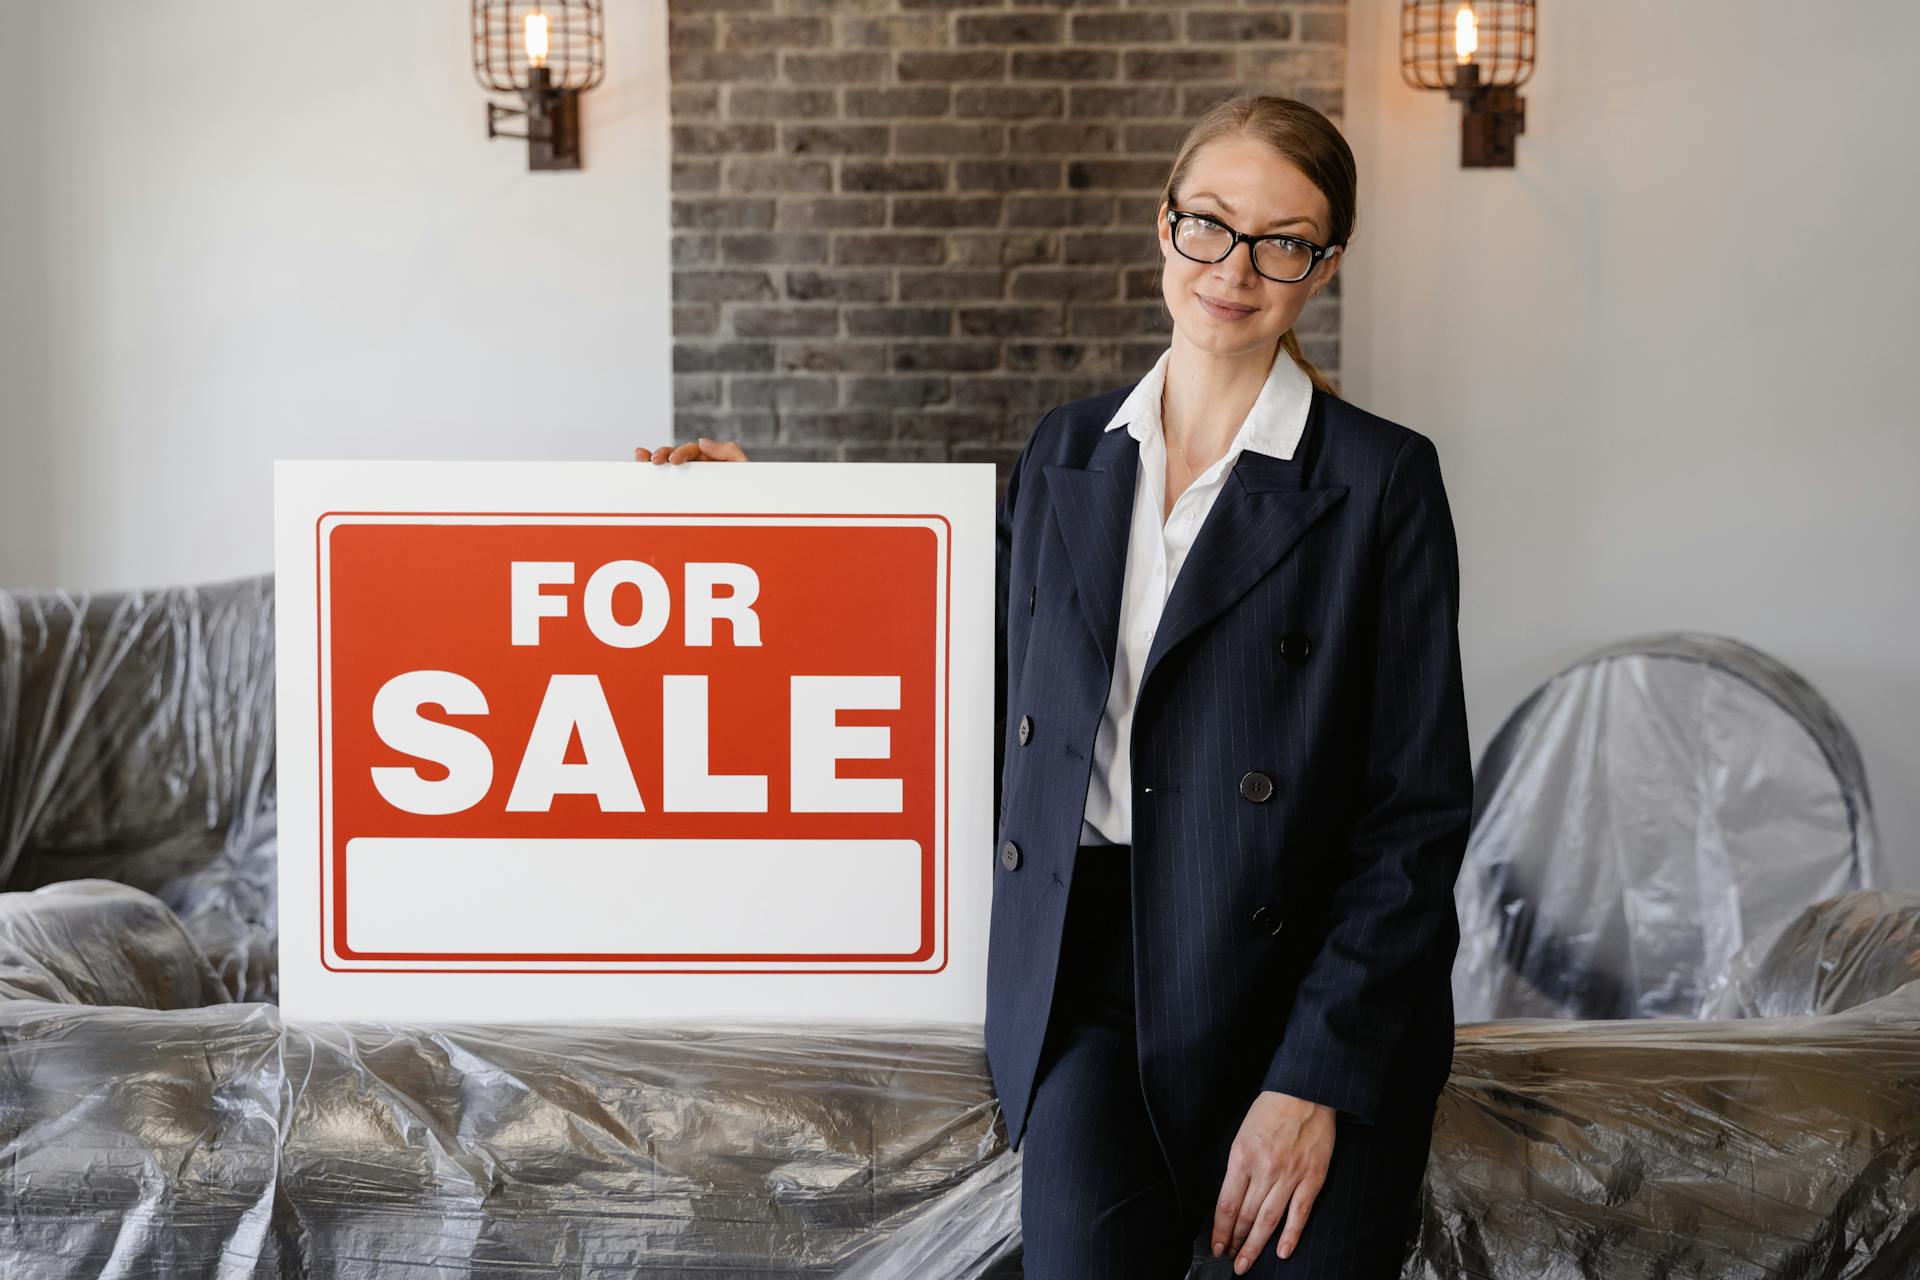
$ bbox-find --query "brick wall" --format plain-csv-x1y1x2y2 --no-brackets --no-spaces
668,0,1346,484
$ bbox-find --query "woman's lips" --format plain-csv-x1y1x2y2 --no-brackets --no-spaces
1198,294,1256,321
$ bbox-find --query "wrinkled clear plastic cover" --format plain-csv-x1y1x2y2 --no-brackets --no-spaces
1453,633,1880,1021
7,584,1920,1278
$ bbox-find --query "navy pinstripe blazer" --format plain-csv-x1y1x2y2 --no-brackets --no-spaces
986,377,1473,1217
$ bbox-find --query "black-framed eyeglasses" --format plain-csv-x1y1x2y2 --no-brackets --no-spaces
1164,207,1340,285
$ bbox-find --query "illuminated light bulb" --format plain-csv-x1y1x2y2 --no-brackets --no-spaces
525,10,550,69
1454,3,1478,64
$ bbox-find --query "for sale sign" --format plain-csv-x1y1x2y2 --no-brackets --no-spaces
274,460,994,1024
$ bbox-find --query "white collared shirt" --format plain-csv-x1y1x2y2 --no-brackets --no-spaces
1079,343,1315,846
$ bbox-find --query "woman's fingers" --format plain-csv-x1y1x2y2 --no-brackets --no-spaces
1273,1169,1324,1261
1211,1163,1251,1257
1232,1175,1295,1275
631,438,751,464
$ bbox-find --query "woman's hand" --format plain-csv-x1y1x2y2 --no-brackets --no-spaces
634,436,751,464
1212,1089,1336,1273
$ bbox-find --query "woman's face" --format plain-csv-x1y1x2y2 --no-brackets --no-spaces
1157,134,1342,359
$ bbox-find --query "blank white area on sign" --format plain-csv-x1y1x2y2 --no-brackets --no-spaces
343,837,926,957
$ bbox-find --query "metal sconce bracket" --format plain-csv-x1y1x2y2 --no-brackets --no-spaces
1446,63,1525,167
486,66,581,170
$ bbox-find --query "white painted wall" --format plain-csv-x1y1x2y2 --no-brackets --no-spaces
0,0,673,591
1340,0,1920,883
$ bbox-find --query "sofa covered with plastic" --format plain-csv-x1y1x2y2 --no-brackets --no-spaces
2,578,1918,1278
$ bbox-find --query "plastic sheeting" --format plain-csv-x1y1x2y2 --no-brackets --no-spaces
1415,888,1920,1279
0,576,1024,1277
1453,632,1880,1021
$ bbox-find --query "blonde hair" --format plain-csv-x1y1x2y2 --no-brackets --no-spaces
1160,93,1357,399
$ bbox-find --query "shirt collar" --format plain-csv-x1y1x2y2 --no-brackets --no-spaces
1101,343,1313,464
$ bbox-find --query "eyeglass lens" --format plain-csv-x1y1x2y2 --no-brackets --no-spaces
1174,217,1313,282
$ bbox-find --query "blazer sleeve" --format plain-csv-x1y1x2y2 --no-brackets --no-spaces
1259,431,1474,1126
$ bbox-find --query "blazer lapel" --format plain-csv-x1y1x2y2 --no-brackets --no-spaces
1043,425,1139,686
1040,388,1349,701
1138,448,1348,698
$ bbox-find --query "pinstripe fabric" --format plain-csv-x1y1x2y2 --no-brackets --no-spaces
986,377,1472,1248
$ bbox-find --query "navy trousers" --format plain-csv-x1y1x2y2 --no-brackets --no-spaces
1018,844,1435,1279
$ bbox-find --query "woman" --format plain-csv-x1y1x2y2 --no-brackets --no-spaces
641,94,1472,1279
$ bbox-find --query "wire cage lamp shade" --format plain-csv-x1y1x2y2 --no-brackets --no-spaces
472,0,605,170
473,0,604,93
1400,0,1534,167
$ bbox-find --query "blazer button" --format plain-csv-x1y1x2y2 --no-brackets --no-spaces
1279,630,1311,665
1018,714,1032,745
1239,771,1274,803
1250,905,1283,936
1000,840,1022,871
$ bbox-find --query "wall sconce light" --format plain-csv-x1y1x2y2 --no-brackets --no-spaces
472,1,604,170
1401,1,1534,167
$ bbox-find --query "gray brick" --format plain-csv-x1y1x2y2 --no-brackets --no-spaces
1186,10,1293,42
897,269,1006,301
954,85,1063,119
841,160,949,193
777,197,887,229
895,122,1006,155
845,442,948,462
781,412,895,443
782,124,891,156
674,270,778,303
1124,49,1235,81
950,232,1058,267
673,233,720,267
956,13,1061,44
729,375,839,409
675,375,723,408
1068,304,1170,337
1123,122,1190,154
675,341,778,373
844,86,952,118
668,198,771,231
846,375,947,408
834,233,947,265
1068,158,1168,191
1009,121,1119,154
1010,50,1118,81
786,269,892,302
732,306,840,338
1006,194,1115,227
1068,85,1180,118
670,16,717,52
673,303,720,337
721,15,830,50
672,86,721,117
783,51,888,83
669,0,774,12
673,123,776,155
722,157,833,193
729,87,837,119
675,410,780,444
1063,231,1158,266
846,306,950,337
957,305,1063,338
1070,12,1178,42
954,159,1063,191
897,50,1006,81
1009,268,1118,303
673,159,721,192
890,341,1003,373
670,50,777,82
779,342,890,374
840,15,948,50
951,376,1072,412
720,233,832,265
892,196,1002,228
1241,46,1345,83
